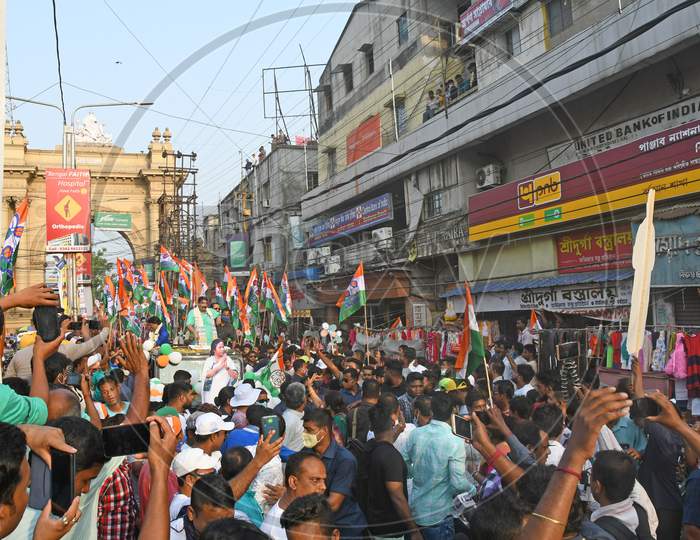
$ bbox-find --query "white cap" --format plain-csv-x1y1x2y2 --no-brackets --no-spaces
230,384,261,408
87,353,102,368
194,412,235,436
172,447,219,478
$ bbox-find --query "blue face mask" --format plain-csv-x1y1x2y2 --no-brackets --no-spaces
222,316,231,322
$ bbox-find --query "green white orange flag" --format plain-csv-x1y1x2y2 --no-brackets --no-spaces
455,283,485,376
160,246,179,272
337,262,367,323
0,198,29,295
529,309,542,331
280,272,292,317
265,272,288,324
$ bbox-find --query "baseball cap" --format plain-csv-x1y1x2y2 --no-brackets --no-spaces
172,447,219,478
439,378,468,392
230,384,261,408
195,412,235,436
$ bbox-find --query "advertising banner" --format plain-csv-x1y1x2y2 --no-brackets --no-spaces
632,215,700,286
45,168,91,252
346,114,381,164
229,240,247,268
75,252,92,285
94,212,132,231
460,0,513,44
309,193,393,246
556,225,633,274
468,118,700,241
547,96,700,168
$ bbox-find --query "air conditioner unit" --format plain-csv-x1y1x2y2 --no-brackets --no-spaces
306,249,318,265
476,164,502,189
324,255,341,275
317,246,331,258
262,199,271,208
372,227,393,249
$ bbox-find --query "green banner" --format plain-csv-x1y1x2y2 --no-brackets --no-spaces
229,240,247,268
94,212,132,231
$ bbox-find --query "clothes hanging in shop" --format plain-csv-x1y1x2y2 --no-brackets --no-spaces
685,333,700,400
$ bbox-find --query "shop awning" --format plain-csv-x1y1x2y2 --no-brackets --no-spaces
441,269,635,298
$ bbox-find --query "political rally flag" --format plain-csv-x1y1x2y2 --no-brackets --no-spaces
280,272,292,317
529,309,542,331
265,273,288,324
455,283,485,376
244,267,260,326
390,316,403,329
0,198,29,295
244,345,285,397
336,262,366,323
214,282,226,308
103,275,117,319
160,246,179,272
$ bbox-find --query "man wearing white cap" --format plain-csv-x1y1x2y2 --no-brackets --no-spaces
169,447,219,520
190,412,235,469
230,383,261,429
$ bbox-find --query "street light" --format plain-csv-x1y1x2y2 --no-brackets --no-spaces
6,96,153,317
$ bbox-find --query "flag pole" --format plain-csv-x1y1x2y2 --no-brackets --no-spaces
482,354,494,407
363,303,370,363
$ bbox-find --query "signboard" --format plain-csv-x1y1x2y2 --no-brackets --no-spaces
229,240,247,268
75,252,92,285
556,225,633,274
468,118,700,241
45,168,91,252
309,193,393,247
472,281,633,312
632,215,700,286
346,114,381,165
547,96,700,168
94,212,132,231
460,0,513,44
412,303,428,327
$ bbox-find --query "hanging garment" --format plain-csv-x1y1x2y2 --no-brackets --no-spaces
665,333,687,379
605,344,614,369
620,333,630,369
610,331,623,368
684,333,700,399
651,331,667,372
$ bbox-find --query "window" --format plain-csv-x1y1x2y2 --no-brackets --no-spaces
262,238,272,263
506,25,521,57
343,64,354,94
306,171,319,191
324,87,333,112
547,0,573,37
261,181,270,204
364,46,375,77
423,191,443,219
326,148,337,177
397,11,409,46
439,20,455,47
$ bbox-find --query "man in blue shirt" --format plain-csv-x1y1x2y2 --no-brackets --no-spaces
302,408,367,539
401,392,476,540
147,316,170,346
339,368,361,406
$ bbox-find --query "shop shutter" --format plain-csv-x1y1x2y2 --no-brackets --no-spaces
673,288,700,326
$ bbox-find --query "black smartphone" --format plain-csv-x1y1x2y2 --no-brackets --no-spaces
261,415,281,443
67,321,83,332
88,319,101,330
630,397,661,419
451,414,472,440
32,306,60,342
101,422,150,457
28,453,50,510
50,449,75,517
475,410,491,426
66,373,82,387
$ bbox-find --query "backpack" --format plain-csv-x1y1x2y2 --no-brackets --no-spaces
346,406,370,514
595,503,653,540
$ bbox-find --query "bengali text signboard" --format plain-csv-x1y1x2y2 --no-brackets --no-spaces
468,118,700,241
309,193,393,247
45,168,91,252
346,114,381,164
556,225,633,274
460,0,513,44
94,212,132,231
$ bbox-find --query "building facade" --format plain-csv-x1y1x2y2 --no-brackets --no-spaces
301,0,700,336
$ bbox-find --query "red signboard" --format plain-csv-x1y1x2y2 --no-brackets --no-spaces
346,114,381,165
468,118,700,240
45,168,91,252
556,225,633,274
460,0,513,43
75,252,92,284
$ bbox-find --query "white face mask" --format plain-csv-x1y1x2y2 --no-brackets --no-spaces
440,369,447,376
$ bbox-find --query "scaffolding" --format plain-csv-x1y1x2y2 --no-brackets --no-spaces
158,151,199,263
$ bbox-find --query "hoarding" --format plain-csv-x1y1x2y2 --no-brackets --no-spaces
468,118,700,241
346,114,381,164
94,212,132,231
45,168,91,252
556,225,633,274
309,193,393,247
229,240,247,268
460,0,513,44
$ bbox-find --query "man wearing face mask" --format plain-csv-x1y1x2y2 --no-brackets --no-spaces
302,409,367,539
215,308,236,346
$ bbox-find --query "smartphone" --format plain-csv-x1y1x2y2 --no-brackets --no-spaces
451,414,472,440
50,449,75,517
475,410,491,426
88,319,101,330
28,453,51,510
101,422,150,457
33,306,60,342
261,415,281,443
66,373,83,387
67,321,83,332
630,397,661,419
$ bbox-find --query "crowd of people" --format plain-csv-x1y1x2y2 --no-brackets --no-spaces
423,63,477,122
1,284,700,540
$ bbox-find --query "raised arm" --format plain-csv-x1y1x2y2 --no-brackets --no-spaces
120,333,150,424
229,432,282,499
30,319,69,404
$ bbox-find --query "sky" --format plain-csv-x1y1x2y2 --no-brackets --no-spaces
7,1,350,261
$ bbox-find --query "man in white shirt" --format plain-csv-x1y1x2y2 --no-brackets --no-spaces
261,452,327,539
516,318,534,346
532,404,566,466
169,447,218,520
281,383,307,452
513,364,536,397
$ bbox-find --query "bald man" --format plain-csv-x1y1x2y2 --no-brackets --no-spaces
47,387,82,421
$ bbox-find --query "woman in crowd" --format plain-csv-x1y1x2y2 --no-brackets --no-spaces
200,339,243,405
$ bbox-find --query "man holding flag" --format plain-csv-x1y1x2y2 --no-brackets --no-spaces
186,296,221,347
337,262,366,323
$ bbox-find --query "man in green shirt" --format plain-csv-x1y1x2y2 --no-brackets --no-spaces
186,296,221,347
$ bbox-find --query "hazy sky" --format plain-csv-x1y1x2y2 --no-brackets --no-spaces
7,1,348,208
